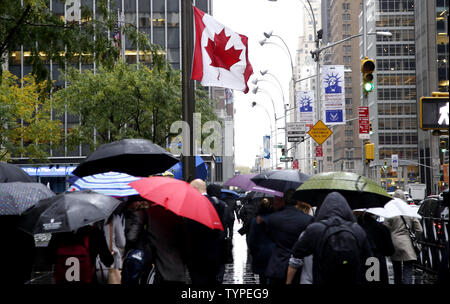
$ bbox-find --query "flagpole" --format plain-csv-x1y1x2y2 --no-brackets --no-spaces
181,0,196,182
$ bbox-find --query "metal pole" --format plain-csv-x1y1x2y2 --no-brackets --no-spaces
362,0,368,177
181,0,196,182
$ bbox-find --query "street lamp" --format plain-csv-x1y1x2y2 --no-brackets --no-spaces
251,101,275,169
252,86,285,168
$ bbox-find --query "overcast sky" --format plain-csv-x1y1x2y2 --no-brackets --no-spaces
211,0,305,168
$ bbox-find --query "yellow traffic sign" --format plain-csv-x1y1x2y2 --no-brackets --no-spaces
308,120,333,145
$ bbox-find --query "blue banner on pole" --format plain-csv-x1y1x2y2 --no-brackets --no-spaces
263,135,270,159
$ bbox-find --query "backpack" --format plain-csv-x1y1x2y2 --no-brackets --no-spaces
316,220,362,284
54,233,94,284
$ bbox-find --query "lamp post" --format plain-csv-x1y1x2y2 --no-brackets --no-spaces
252,101,275,169
253,86,287,169
253,73,290,169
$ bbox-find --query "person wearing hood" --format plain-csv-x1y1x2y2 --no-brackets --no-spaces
291,192,372,284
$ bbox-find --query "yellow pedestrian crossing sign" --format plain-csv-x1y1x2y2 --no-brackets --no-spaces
308,120,333,145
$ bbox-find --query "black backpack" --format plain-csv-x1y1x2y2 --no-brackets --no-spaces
316,219,362,284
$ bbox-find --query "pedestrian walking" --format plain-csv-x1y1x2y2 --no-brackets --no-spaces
354,211,395,284
247,198,275,284
47,224,114,284
124,195,187,285
291,191,372,284
207,183,234,281
183,179,228,284
256,189,313,284
384,190,423,284
96,212,126,284
0,215,36,284
286,201,314,284
122,197,154,285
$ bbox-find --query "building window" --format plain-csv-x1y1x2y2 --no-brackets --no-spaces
342,24,351,32
327,156,333,162
345,98,352,105
342,14,351,21
345,129,353,137
343,56,352,64
343,45,352,53
342,3,350,10
345,150,354,159
345,161,354,169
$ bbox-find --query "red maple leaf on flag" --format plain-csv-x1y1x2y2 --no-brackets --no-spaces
204,28,243,71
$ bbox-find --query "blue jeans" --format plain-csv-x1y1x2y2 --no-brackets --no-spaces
393,261,414,284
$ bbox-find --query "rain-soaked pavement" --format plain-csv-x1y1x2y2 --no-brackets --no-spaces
27,222,431,284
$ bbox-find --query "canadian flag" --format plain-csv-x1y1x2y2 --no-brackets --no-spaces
191,6,253,93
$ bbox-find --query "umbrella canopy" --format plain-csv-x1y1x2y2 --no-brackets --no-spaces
294,171,391,209
129,176,223,231
0,162,34,183
360,198,421,219
67,171,140,197
0,182,55,215
19,190,121,235
223,173,284,196
72,138,179,178
224,174,257,190
220,189,240,199
251,170,311,193
167,156,208,180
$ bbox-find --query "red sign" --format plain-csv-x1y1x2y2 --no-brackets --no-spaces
315,145,323,158
358,106,370,139
293,159,299,169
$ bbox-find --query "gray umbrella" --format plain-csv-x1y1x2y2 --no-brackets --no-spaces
18,190,121,235
0,162,34,183
251,170,311,193
0,182,55,215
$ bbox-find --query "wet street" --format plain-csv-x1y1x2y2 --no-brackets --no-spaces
222,222,259,284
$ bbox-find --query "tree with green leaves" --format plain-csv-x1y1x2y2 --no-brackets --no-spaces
53,59,219,151
0,0,149,83
0,70,62,161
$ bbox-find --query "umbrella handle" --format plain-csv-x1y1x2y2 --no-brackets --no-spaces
355,176,367,193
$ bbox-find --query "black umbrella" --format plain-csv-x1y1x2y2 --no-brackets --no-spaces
0,162,34,183
0,182,55,215
72,138,179,178
251,170,311,193
19,190,121,235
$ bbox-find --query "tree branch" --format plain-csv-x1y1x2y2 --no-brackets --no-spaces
0,5,32,59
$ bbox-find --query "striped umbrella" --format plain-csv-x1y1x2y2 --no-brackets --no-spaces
67,171,141,197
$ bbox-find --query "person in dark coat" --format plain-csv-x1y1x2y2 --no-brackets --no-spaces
0,215,36,284
247,198,275,284
183,179,228,284
354,211,395,284
237,194,261,237
256,189,313,284
291,192,372,284
47,224,114,284
124,197,187,284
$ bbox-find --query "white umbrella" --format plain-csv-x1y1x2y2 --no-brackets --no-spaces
361,197,421,219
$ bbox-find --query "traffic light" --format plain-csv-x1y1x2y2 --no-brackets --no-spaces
383,161,388,170
313,160,317,168
369,122,373,134
365,143,375,161
281,147,286,158
361,57,375,95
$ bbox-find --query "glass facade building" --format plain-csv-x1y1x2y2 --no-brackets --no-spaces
366,0,419,191
6,0,234,191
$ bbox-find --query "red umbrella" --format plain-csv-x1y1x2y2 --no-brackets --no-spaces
129,176,223,231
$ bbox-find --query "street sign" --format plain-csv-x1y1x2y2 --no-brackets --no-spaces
358,106,370,139
315,145,323,160
307,120,333,145
286,122,305,134
419,96,449,130
288,136,303,142
280,157,294,162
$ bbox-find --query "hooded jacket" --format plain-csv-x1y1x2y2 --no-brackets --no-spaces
291,192,372,284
